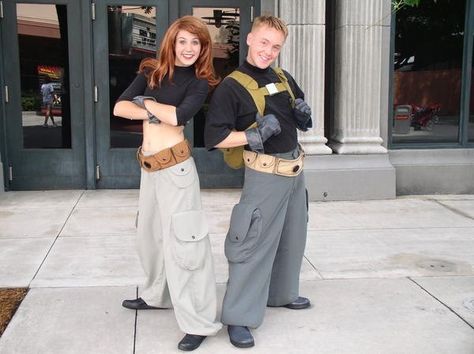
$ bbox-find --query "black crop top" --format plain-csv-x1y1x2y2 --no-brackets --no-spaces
116,65,209,126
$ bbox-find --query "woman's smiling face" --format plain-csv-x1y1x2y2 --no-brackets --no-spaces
174,30,201,67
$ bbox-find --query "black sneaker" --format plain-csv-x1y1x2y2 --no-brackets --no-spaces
178,334,206,351
227,325,255,348
283,296,311,310
121,297,160,310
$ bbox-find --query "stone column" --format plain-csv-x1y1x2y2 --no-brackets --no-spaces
329,0,391,154
279,0,332,154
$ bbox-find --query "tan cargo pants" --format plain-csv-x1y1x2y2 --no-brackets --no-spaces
136,155,221,336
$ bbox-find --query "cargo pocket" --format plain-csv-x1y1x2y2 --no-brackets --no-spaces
168,159,195,189
171,210,210,270
225,203,262,263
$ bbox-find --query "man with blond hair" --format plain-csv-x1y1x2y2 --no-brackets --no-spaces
205,15,312,348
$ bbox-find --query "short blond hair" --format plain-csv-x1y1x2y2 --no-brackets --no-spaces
251,15,288,38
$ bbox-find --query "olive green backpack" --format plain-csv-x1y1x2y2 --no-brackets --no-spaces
220,67,296,169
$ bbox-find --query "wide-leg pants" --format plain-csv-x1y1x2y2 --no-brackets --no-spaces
136,156,222,336
221,159,308,328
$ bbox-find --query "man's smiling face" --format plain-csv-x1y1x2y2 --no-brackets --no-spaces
246,25,286,69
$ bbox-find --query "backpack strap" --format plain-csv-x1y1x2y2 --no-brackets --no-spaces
227,67,296,116
227,71,265,116
272,67,296,107
219,68,297,169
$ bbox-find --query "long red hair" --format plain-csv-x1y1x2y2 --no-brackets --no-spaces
139,16,219,88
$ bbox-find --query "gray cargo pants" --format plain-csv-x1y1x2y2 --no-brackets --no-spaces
221,150,308,328
136,155,221,336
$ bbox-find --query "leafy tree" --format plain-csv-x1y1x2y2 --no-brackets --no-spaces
393,0,422,11
394,0,465,71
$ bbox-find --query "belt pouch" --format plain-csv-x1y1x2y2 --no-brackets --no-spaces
154,148,174,169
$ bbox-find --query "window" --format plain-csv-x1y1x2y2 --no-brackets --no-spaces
391,0,468,146
469,43,474,142
108,5,157,148
17,4,72,148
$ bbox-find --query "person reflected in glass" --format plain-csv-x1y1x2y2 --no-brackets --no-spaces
40,77,57,127
113,16,221,351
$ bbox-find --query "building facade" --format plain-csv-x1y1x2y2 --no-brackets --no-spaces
1,0,473,199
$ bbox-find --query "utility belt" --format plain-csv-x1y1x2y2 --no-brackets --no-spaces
242,145,305,177
137,139,191,172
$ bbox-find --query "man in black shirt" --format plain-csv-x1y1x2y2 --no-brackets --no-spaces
205,16,313,348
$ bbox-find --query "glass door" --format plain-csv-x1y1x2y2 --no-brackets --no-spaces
93,0,167,188
466,0,474,144
2,0,86,189
179,0,257,188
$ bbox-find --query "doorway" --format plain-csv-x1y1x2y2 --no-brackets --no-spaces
93,0,168,188
179,0,257,187
2,1,86,189
0,0,259,190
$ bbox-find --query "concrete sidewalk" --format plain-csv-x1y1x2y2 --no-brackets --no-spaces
0,190,473,353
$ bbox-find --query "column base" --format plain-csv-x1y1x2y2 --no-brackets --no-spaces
329,141,388,154
329,136,387,154
304,153,395,201
299,134,332,155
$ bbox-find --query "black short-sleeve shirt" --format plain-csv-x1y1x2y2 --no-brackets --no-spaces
116,65,209,126
204,61,304,153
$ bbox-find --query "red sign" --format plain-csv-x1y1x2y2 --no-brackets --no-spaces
37,65,62,80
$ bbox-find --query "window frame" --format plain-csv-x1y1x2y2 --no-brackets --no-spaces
389,0,474,149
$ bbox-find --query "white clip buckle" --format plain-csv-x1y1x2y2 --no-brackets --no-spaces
265,83,279,96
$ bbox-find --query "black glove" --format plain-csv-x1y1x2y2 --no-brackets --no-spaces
132,96,160,124
245,113,281,153
132,95,155,108
293,98,313,131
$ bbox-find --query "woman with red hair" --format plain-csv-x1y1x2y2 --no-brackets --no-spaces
113,16,221,351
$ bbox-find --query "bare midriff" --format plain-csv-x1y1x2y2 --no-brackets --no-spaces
141,121,185,153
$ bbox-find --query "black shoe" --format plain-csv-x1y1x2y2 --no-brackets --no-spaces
283,296,311,310
122,297,160,310
177,334,206,351
227,325,254,348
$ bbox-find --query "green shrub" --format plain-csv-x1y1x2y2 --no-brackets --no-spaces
21,95,40,111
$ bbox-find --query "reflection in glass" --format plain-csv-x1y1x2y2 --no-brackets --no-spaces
193,7,240,147
392,1,466,144
470,43,474,142
17,4,71,148
109,6,156,148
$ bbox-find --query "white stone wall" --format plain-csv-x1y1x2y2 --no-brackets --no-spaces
278,0,332,154
330,0,391,153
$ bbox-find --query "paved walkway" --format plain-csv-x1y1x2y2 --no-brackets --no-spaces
0,190,473,353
